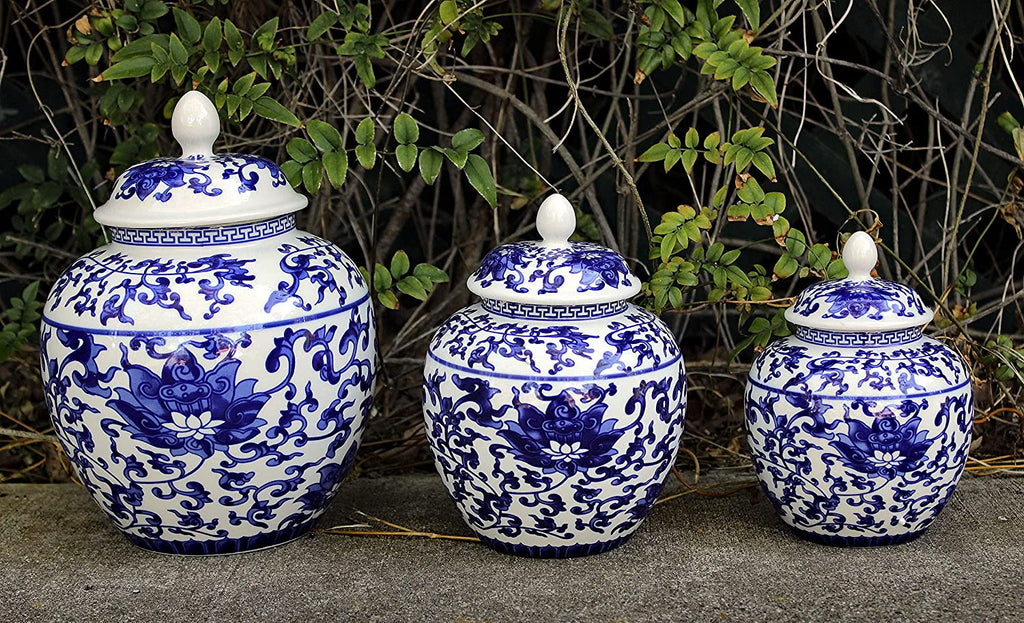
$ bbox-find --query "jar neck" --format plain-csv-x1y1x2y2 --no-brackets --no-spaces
794,325,923,347
482,298,627,321
106,214,295,247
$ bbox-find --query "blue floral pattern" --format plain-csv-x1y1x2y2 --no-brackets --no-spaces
470,241,634,298
423,301,686,556
107,347,269,458
500,387,624,476
114,154,286,203
745,332,973,545
790,280,927,322
41,222,377,554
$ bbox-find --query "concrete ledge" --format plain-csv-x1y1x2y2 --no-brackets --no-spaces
1,472,1021,622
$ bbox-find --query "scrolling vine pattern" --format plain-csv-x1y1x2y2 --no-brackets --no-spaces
41,308,375,548
423,370,686,547
114,154,287,203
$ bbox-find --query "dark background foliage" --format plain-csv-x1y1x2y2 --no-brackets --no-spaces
1,0,1022,482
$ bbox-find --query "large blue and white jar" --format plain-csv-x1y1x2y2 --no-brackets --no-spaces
40,91,376,554
423,194,686,557
746,231,973,546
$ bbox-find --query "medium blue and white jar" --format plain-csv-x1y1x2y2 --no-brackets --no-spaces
746,231,973,546
40,91,376,555
423,194,686,557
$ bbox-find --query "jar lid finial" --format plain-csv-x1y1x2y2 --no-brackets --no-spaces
843,231,877,281
172,90,219,159
536,193,575,246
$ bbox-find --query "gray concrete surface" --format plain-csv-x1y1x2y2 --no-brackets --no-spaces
1,471,1021,622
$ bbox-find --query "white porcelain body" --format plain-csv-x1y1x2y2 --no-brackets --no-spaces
423,300,686,557
40,215,376,554
745,326,972,546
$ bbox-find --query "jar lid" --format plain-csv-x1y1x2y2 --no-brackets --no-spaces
785,231,934,331
93,90,307,228
467,193,641,305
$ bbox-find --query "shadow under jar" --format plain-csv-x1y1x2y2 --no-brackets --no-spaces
423,194,687,558
745,232,973,546
40,91,377,555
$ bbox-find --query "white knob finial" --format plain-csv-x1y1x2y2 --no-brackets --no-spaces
536,193,576,246
172,91,219,158
843,231,877,280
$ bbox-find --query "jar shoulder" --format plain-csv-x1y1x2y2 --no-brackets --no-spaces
43,227,369,331
749,333,970,396
427,302,683,379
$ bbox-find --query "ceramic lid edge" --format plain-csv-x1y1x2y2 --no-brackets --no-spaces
467,193,643,306
784,231,934,332
93,90,307,229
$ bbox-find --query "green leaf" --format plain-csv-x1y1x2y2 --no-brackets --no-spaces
396,276,429,301
786,229,807,256
373,264,393,291
464,154,497,208
378,289,399,309
353,54,375,88
749,70,778,107
580,7,615,41
638,142,671,162
140,0,168,21
224,19,243,49
419,149,443,185
442,147,468,170
660,0,687,27
684,127,700,149
322,151,349,189
286,138,318,163
826,258,848,279
681,149,698,173
253,97,301,127
660,233,677,263
280,160,303,187
203,17,222,53
396,144,418,172
808,244,831,271
302,160,323,194
668,286,683,309
85,42,103,66
439,0,460,24
356,117,376,144
307,120,343,152
232,72,257,95
307,11,338,41
414,263,449,283
168,33,188,66
773,253,799,279
96,55,155,81
391,250,410,278
394,113,419,144
355,143,377,169
751,152,776,180
735,0,762,30
726,265,752,287
253,17,280,52
726,204,750,222
173,8,202,45
452,128,485,153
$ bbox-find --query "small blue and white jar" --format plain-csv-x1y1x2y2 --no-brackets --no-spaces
423,194,686,557
40,91,377,554
746,232,973,546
